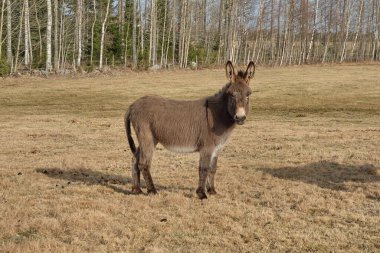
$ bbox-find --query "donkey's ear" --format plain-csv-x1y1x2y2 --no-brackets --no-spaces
225,61,236,82
244,61,256,82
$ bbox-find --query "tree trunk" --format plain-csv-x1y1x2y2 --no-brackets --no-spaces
322,0,333,64
372,0,379,61
32,0,43,62
0,0,5,61
53,0,58,70
202,0,206,41
172,0,176,65
181,0,189,67
118,0,124,36
59,0,64,69
99,0,111,69
165,16,172,67
6,0,11,64
160,0,167,67
132,0,137,69
217,0,224,64
280,2,288,66
139,0,144,53
15,2,25,72
46,0,52,72
351,0,364,59
90,0,96,65
306,0,318,63
340,0,352,63
76,0,82,67
149,0,157,65
24,0,32,67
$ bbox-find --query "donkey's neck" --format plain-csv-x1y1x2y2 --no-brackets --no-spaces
206,85,235,133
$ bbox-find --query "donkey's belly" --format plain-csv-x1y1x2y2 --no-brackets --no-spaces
162,144,197,153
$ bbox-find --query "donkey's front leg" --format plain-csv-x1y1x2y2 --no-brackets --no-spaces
196,152,212,199
206,156,218,195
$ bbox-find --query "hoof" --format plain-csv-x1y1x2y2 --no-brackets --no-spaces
132,187,143,194
207,188,217,195
196,188,207,199
147,188,158,195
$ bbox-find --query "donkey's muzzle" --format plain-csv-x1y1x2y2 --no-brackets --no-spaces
234,115,246,125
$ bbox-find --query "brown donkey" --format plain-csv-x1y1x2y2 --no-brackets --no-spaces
124,61,255,199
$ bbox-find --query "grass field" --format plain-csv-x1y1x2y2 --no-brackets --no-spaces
1,64,380,252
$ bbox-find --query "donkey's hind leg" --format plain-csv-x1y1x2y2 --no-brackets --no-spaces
136,130,157,194
131,148,143,194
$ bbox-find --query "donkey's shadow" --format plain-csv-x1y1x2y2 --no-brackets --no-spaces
36,167,193,195
258,161,380,193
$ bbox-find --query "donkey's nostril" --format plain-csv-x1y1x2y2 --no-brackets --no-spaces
234,115,246,122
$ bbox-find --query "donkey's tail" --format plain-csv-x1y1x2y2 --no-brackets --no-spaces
124,109,137,154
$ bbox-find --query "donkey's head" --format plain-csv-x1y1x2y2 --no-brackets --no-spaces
225,61,255,125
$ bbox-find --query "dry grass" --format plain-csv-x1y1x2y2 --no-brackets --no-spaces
1,64,380,252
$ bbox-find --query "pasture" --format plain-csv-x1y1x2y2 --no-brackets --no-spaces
1,64,379,252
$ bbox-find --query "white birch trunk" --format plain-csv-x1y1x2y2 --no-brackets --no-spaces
6,0,12,64
99,0,111,69
160,0,167,67
24,0,31,66
77,0,82,67
0,0,5,60
46,0,52,72
340,0,352,63
351,0,364,58
306,0,318,63
90,0,96,65
59,0,64,69
172,0,176,65
132,0,137,68
139,0,144,53
15,2,25,72
53,0,58,70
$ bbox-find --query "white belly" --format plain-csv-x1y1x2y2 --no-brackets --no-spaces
164,145,197,153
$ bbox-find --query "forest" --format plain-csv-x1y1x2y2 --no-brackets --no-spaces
0,0,379,75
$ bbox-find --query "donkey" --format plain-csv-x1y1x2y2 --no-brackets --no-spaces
124,61,255,199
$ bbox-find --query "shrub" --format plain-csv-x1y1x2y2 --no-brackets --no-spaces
0,59,11,77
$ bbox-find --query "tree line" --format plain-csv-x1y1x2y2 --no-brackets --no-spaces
0,0,379,75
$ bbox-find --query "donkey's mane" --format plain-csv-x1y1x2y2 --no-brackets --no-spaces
206,83,231,104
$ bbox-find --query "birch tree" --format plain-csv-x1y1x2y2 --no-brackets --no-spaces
24,0,32,67
90,0,96,65
46,0,52,72
99,0,111,69
149,0,157,66
0,0,5,60
33,0,43,61
76,0,82,67
306,0,319,63
340,0,352,62
6,0,11,64
53,0,58,70
132,0,137,69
